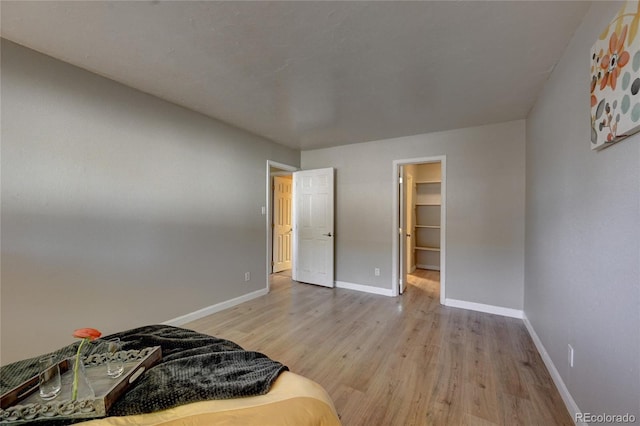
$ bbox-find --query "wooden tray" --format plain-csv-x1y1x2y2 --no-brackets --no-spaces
0,346,161,423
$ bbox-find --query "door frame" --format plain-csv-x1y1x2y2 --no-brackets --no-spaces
391,155,446,303
266,160,298,291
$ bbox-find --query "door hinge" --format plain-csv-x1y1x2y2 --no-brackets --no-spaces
399,176,403,184
271,261,275,266
399,278,403,286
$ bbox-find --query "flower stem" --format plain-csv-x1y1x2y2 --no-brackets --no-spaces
72,338,87,401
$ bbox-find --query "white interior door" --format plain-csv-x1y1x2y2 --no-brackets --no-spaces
399,166,407,294
405,173,415,275
273,176,293,273
292,168,334,287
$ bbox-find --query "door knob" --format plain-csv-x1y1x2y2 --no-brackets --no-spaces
323,232,332,237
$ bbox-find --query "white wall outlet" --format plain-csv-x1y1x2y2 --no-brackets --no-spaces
374,268,380,276
244,272,251,282
568,344,574,368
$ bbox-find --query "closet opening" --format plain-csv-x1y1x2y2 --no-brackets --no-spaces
392,156,446,303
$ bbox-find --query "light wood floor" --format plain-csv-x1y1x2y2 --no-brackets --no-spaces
186,270,573,425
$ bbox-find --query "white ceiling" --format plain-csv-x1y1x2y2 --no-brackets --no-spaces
1,1,591,150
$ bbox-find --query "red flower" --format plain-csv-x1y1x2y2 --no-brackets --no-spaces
71,327,102,400
73,328,101,341
600,25,630,90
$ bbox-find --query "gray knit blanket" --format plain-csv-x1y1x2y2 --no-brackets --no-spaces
0,325,288,424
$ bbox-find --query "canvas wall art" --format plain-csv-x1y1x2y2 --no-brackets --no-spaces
590,0,640,150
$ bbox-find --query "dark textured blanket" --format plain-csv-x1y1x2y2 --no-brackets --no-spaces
0,325,288,424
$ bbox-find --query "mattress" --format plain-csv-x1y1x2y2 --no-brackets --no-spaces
78,371,341,426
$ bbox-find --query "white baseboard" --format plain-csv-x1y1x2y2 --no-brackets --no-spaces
163,287,269,326
335,281,394,297
444,298,523,319
416,263,441,271
523,313,582,425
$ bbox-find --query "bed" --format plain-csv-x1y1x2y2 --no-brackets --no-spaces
78,371,340,426
0,325,341,426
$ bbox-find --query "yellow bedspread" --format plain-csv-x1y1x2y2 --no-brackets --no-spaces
79,372,341,426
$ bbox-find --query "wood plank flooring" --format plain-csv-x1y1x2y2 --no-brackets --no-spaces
185,270,573,425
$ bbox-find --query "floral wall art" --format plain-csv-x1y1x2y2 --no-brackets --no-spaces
590,0,640,150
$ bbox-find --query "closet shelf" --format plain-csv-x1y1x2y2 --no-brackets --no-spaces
411,162,441,272
415,246,440,252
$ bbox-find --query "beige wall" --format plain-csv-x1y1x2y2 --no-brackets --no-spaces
0,40,299,364
302,120,526,310
416,162,441,183
525,1,639,418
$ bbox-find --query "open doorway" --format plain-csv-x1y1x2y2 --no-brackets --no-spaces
266,161,297,289
393,156,446,303
266,161,336,291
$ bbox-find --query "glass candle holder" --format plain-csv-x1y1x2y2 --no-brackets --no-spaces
106,338,124,378
38,354,61,400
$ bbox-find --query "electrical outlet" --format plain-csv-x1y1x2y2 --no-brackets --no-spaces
244,272,251,282
374,268,380,276
568,344,574,368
